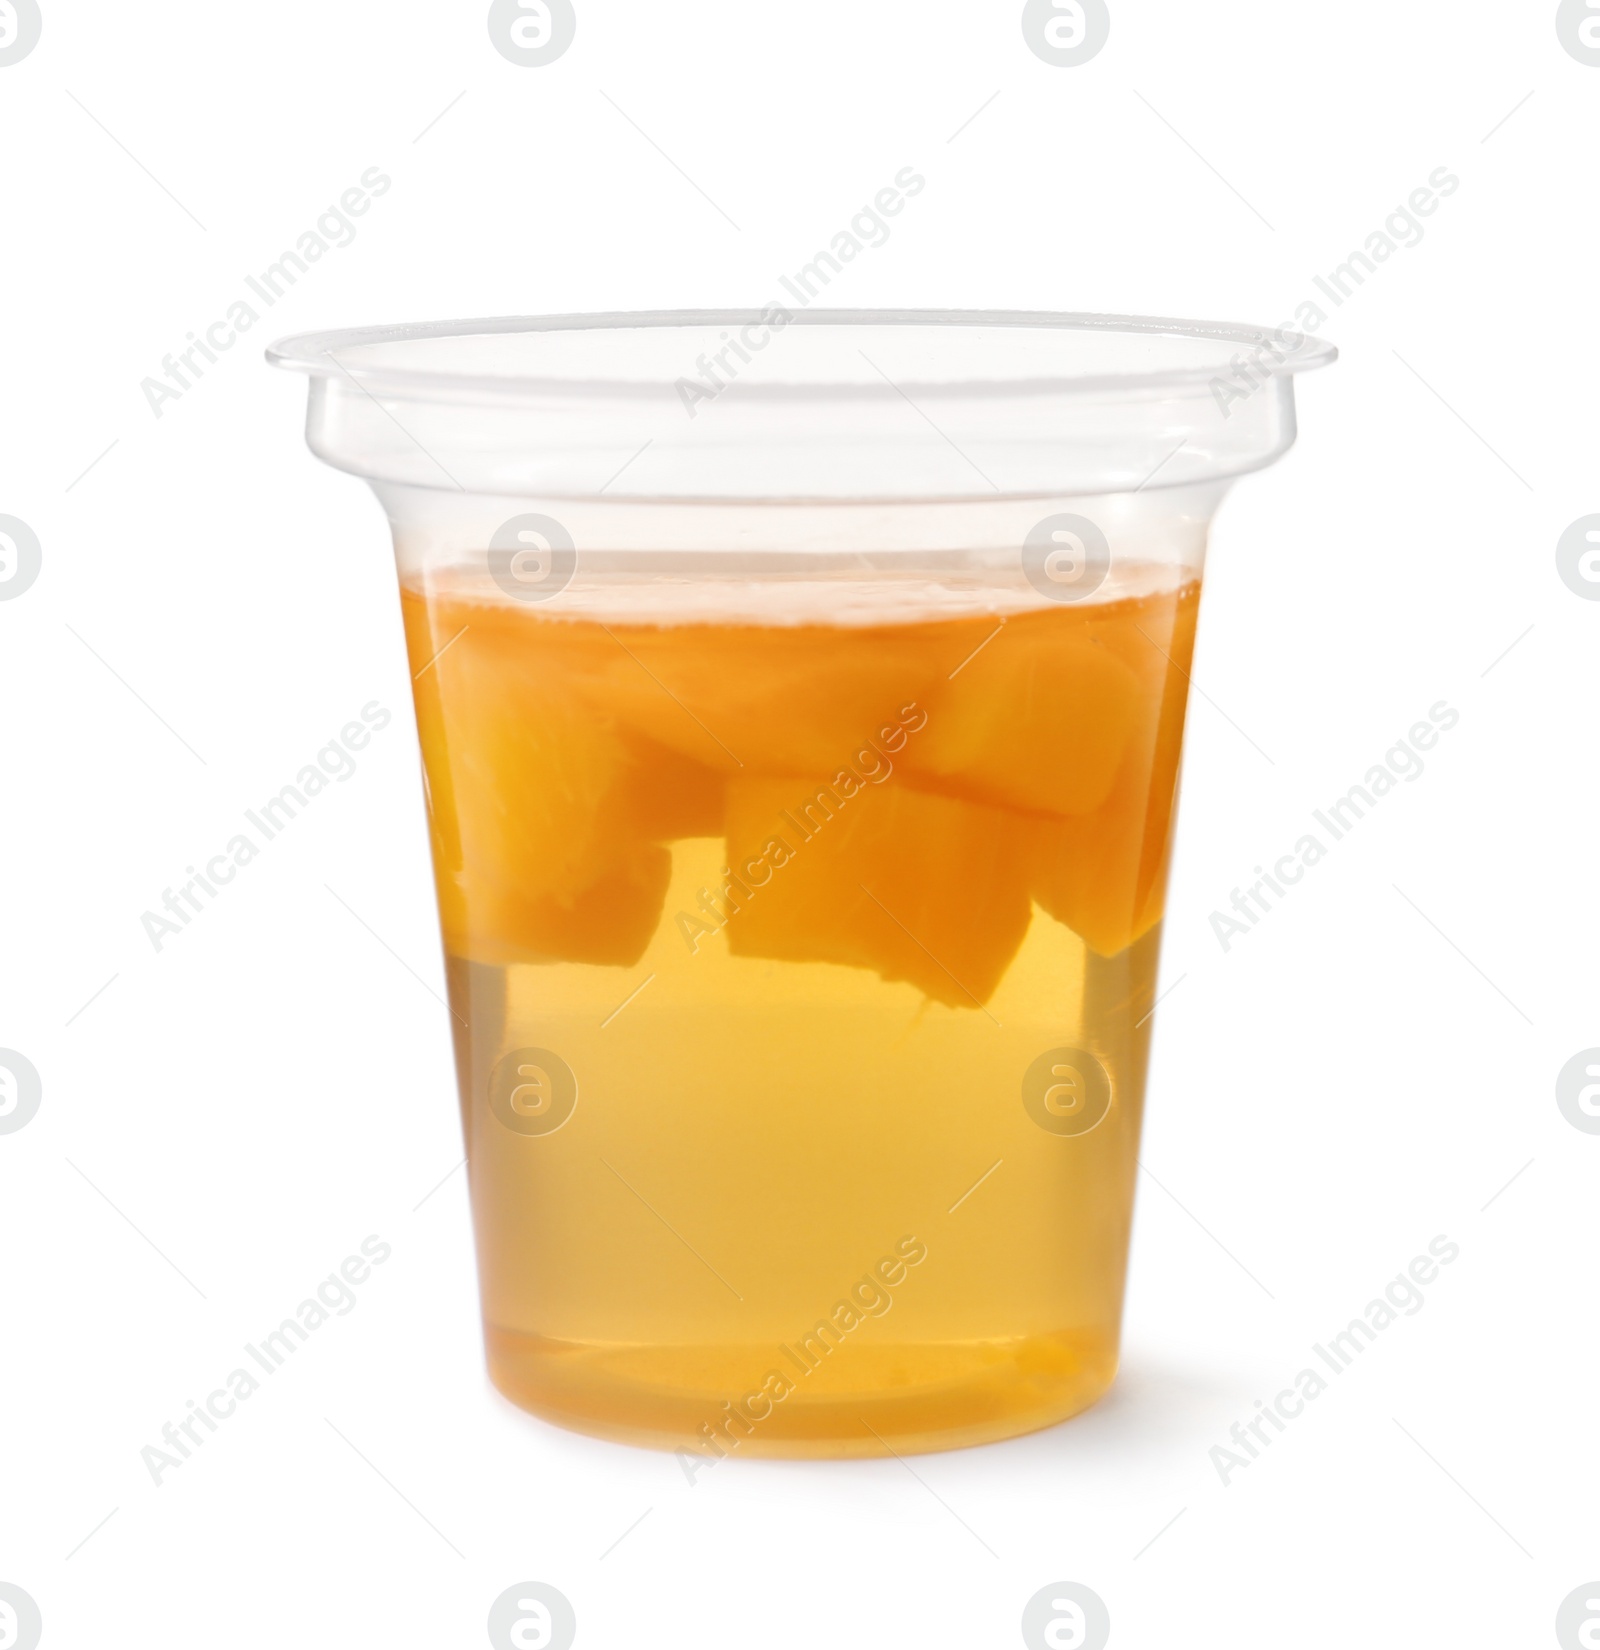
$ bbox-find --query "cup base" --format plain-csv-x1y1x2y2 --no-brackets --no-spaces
483,1325,1119,1458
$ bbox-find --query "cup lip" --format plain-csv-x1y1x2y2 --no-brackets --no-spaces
265,308,1337,402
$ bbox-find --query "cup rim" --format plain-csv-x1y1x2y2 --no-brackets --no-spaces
266,308,1337,402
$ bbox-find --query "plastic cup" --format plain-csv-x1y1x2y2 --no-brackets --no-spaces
269,311,1332,1458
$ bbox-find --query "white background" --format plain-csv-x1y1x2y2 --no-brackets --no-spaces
2,3,1597,1646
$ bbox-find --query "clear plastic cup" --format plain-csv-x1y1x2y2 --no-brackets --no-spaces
269,311,1333,1458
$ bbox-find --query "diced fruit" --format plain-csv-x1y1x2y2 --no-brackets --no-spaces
616,738,725,841
903,611,1141,818
722,775,1033,1006
555,619,942,777
403,592,675,965
399,570,1200,970
1029,809,1154,959
458,847,672,968
1028,590,1198,954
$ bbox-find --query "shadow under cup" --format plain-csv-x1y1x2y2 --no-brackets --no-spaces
270,311,1332,1457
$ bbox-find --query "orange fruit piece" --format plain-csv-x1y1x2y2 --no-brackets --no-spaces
903,611,1142,818
1028,586,1199,954
722,774,1033,1007
402,589,697,966
555,616,943,777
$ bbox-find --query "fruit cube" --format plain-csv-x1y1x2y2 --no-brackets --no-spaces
903,612,1141,817
722,774,1033,1006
